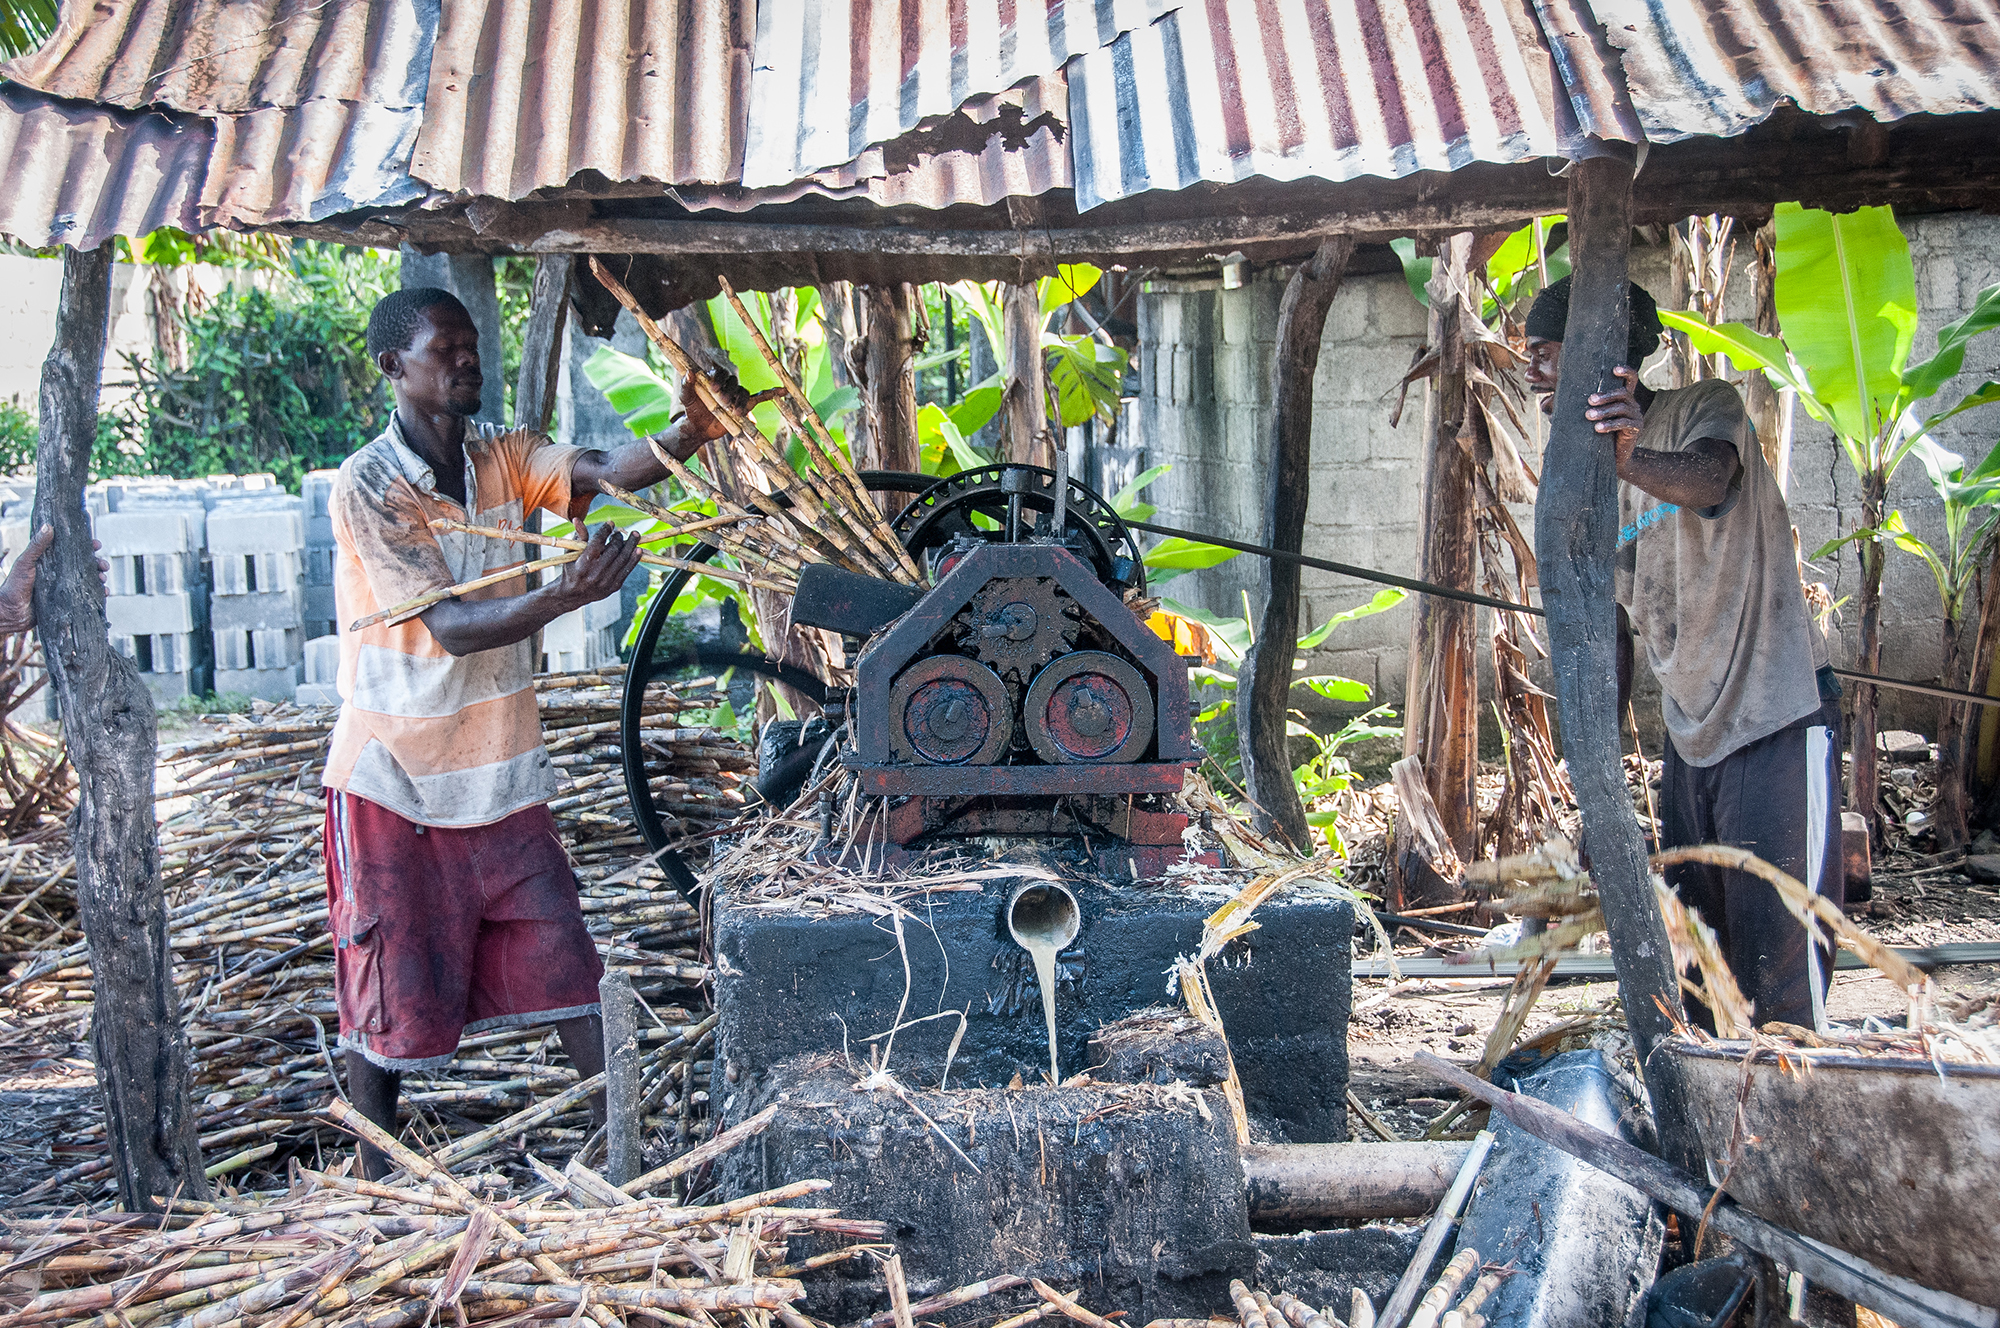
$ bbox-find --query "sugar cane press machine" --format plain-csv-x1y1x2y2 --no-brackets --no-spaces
615,464,1355,1319
618,462,1218,896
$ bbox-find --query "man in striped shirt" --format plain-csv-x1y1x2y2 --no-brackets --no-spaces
327,287,742,1177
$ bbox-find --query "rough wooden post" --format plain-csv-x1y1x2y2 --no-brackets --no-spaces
1001,283,1052,467
34,245,208,1210
1395,235,1480,907
1533,154,1698,1173
1238,236,1355,850
513,255,574,434
859,284,922,480
600,969,641,1186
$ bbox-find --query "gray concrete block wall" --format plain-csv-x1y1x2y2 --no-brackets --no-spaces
1138,267,1431,712
1132,214,2000,739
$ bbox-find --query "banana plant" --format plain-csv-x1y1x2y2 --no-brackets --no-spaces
1662,202,2000,840
1814,439,2000,848
950,264,1130,433
1166,588,1407,852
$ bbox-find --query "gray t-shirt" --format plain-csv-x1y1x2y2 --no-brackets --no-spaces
1613,380,1822,767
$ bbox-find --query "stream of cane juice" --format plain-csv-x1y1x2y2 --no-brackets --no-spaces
1027,937,1060,1084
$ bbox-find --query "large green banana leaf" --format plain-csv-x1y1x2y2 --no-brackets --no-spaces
1771,202,1917,447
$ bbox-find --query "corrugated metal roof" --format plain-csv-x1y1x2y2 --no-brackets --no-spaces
1065,0,1568,211
678,77,1071,210
1589,0,2000,141
739,0,1178,188
409,0,754,197
1530,0,1642,144
205,101,426,228
5,0,2000,248
3,0,437,115
0,81,209,249
0,0,436,235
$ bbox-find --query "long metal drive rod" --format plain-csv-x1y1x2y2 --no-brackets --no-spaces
1126,518,2000,708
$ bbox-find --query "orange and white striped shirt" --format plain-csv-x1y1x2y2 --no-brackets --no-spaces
325,416,587,827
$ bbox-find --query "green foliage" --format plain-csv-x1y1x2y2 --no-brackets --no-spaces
111,241,397,489
1392,218,1569,315
1662,203,2000,487
0,0,55,61
1813,438,2000,624
0,395,150,481
948,274,1129,433
1169,588,1406,850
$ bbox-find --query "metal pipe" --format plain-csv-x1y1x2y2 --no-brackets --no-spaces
1242,1142,1474,1223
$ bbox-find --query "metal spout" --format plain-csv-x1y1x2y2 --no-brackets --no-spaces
1006,881,1080,954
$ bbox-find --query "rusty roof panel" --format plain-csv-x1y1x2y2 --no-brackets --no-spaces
1589,0,2000,141
3,0,437,115
1530,0,1642,143
739,0,1179,188
204,101,427,228
1066,0,1567,211
410,0,753,198
0,82,210,248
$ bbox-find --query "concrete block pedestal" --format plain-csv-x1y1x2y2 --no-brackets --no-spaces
714,869,1353,1142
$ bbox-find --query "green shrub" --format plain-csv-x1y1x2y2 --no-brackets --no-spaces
108,244,396,489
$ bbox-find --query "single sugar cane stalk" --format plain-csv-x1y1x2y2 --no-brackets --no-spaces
1350,1291,1375,1328
1030,1280,1120,1328
422,518,797,592
348,552,578,630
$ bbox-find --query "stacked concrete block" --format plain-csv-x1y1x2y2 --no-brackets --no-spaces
297,633,340,707
208,496,305,701
541,596,622,674
96,501,210,705
302,470,338,640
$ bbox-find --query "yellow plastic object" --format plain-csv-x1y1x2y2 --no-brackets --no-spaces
1147,609,1216,665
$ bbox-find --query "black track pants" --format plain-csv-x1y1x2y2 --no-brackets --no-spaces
1660,699,1843,1031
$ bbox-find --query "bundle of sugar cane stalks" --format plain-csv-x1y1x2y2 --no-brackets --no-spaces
0,1098,892,1328
2,667,756,1204
351,264,921,639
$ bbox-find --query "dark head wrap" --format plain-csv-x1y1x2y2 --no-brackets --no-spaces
1524,276,1665,367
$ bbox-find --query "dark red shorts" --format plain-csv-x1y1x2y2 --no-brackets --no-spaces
325,790,605,1070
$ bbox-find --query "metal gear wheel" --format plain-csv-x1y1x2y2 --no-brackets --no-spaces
956,577,1079,683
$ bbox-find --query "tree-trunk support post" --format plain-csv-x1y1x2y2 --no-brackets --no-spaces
859,284,922,483
514,255,574,435
34,244,209,1211
1395,235,1480,907
599,969,641,1186
1001,284,1051,468
1238,236,1355,850
1533,153,1698,1173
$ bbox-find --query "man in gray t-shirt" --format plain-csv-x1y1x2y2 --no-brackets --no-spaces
1525,277,1842,1031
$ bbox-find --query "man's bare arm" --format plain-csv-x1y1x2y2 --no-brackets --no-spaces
421,523,642,657
1619,438,1740,512
1585,367,1741,511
